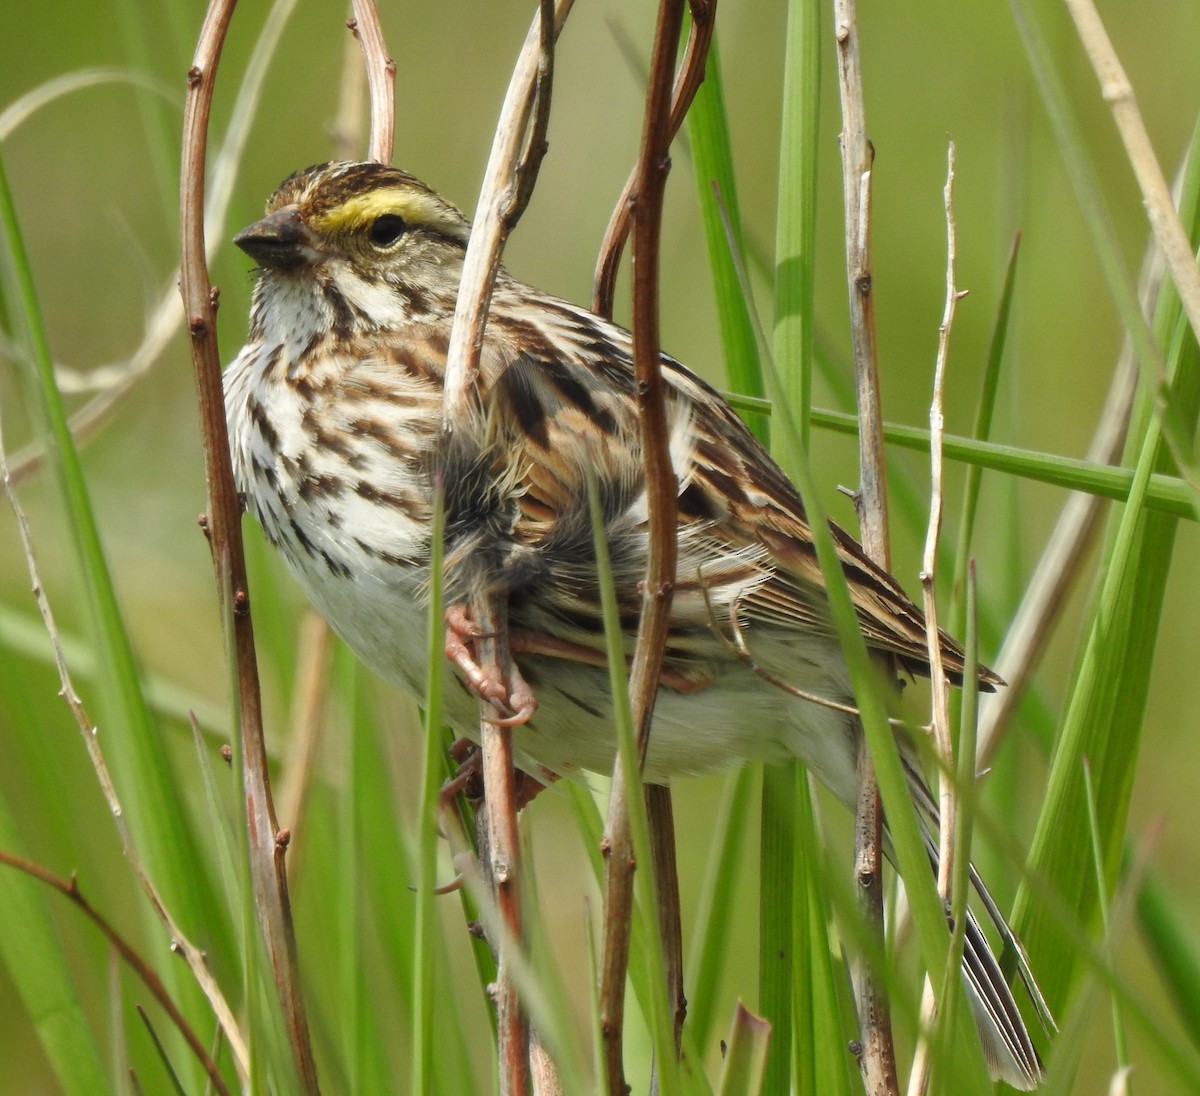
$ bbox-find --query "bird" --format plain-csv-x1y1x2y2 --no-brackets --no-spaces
224,159,1051,1088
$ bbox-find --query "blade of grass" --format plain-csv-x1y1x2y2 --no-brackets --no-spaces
686,33,767,443
683,767,755,1053
717,398,1197,521
1083,759,1129,1080
1011,116,1200,1021
716,1003,771,1095
772,0,820,460
1134,869,1200,1053
949,233,1022,627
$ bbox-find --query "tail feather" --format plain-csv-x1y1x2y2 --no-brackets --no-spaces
900,761,1055,1089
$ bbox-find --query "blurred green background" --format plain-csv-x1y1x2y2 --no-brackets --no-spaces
1,0,1199,1092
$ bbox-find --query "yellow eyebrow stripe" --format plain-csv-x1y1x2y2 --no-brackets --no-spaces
310,187,453,235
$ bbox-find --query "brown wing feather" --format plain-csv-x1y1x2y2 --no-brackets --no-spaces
474,293,1000,690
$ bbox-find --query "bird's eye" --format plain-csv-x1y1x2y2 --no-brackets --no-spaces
368,214,406,248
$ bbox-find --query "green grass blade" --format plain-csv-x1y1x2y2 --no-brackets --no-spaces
687,34,768,444
716,1003,771,1096
1135,869,1200,1053
772,0,820,461
721,401,1196,521
950,233,1022,626
757,764,795,1096
1012,114,1200,1026
1082,760,1129,1078
684,768,755,1052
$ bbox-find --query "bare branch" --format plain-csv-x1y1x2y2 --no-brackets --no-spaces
592,0,716,318
436,5,570,1090
180,3,318,1089
833,0,899,1089
909,140,965,1096
442,0,572,418
347,0,395,163
598,1,692,1089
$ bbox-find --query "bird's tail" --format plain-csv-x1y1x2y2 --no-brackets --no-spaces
902,763,1056,1090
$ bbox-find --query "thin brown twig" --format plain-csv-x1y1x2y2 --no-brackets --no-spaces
347,0,395,163
592,0,716,318
473,594,529,1096
180,4,319,1090
442,0,571,418
908,140,965,1096
0,407,249,1082
597,1,689,1090
0,734,231,1095
437,6,568,1091
833,0,899,1091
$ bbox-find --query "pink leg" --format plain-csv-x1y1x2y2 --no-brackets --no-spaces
444,604,538,726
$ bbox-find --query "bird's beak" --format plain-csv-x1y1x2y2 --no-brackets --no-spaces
233,205,315,270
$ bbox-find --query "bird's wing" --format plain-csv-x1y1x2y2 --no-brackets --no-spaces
457,301,997,689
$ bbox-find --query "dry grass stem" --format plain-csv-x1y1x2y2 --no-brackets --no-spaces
441,0,569,417
436,5,568,1089
834,0,900,1089
347,0,395,163
598,1,694,1088
9,0,301,487
908,141,964,1096
1065,0,1200,369
181,2,319,1089
276,613,335,855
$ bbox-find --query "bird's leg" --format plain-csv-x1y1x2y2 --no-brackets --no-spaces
441,738,558,815
444,603,538,725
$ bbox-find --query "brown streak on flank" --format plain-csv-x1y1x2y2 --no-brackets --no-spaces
302,407,356,461
247,396,280,452
251,453,279,493
298,472,346,502
263,341,287,381
354,479,411,510
353,536,416,567
353,417,411,460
